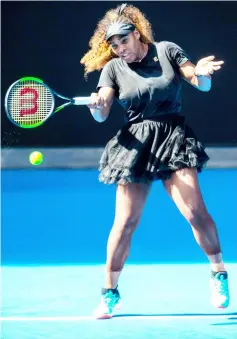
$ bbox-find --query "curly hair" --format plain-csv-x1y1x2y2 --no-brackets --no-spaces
80,4,154,77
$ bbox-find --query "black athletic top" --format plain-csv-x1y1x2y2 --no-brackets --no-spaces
97,41,191,123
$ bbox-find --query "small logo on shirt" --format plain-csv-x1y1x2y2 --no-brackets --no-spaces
153,57,159,62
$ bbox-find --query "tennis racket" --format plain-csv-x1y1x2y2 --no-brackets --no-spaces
4,76,92,128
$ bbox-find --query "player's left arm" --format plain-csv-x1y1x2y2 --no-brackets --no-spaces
179,56,224,92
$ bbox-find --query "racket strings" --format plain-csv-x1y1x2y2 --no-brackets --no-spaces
7,80,54,126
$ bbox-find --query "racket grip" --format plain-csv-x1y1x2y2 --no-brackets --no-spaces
72,97,91,105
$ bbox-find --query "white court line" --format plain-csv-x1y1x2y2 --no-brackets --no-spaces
0,315,235,322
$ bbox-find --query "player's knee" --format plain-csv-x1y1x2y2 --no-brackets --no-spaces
114,214,140,235
185,204,209,225
123,215,140,234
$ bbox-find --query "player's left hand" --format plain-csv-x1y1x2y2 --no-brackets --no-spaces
195,56,224,76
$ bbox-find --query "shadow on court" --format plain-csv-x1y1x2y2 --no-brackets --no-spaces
113,312,237,317
211,322,237,326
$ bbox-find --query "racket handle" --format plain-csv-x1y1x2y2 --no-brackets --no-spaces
72,97,91,105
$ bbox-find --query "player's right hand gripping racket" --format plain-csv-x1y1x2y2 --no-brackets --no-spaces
4,77,92,128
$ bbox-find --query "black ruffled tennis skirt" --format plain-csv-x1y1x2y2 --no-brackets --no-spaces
99,114,209,185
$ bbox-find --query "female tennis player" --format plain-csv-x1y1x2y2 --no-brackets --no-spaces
81,3,229,319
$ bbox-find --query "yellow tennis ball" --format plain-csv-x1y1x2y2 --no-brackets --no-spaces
29,151,44,166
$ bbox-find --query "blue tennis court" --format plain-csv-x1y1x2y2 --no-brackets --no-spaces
1,168,237,338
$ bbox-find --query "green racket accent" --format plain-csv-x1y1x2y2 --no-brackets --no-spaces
20,77,43,83
55,104,66,113
19,121,44,129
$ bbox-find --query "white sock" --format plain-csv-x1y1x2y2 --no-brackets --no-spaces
207,253,226,272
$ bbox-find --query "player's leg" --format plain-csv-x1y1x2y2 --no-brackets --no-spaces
94,182,151,319
163,168,230,308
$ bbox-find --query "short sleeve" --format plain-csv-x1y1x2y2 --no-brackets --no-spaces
97,60,118,92
165,41,191,68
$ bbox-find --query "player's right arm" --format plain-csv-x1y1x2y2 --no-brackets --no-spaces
87,87,115,123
